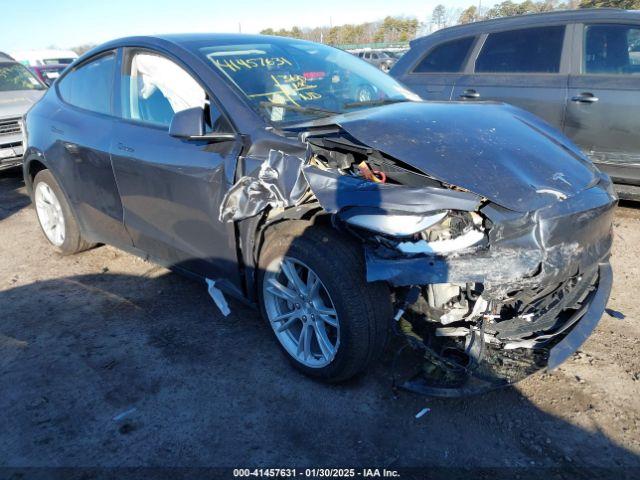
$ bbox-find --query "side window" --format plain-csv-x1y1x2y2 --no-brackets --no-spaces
122,51,232,133
584,24,640,74
123,52,206,128
475,26,565,73
413,37,475,73
57,53,115,114
371,53,379,60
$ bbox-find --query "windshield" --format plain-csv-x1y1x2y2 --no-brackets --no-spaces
198,40,419,124
0,63,45,91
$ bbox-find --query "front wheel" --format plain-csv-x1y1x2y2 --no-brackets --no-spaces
258,222,392,382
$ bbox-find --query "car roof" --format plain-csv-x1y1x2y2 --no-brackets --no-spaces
98,33,318,50
78,33,326,64
411,8,640,45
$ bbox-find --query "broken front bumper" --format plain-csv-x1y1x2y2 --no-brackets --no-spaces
547,262,612,370
381,183,617,396
400,261,612,396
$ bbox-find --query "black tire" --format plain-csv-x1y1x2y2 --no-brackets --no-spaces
257,221,392,382
32,169,93,255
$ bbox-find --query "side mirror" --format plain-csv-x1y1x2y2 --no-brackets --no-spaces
169,106,205,138
169,106,238,143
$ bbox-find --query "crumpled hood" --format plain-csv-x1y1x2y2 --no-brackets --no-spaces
0,90,45,120
300,101,600,213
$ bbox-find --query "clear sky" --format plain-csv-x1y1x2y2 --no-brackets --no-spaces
1,0,494,52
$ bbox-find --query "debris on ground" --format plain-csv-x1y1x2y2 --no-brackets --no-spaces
206,279,231,317
605,308,625,320
112,407,137,422
415,407,431,419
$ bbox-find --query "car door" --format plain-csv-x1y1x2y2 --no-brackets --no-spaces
452,25,570,128
565,22,640,186
50,50,132,247
110,48,244,289
392,35,476,100
370,52,380,68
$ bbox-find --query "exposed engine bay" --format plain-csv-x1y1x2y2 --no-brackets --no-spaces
221,114,616,396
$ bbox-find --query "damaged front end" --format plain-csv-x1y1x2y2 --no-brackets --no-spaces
222,102,617,396
361,189,615,395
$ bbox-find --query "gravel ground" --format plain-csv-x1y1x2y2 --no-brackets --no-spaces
0,167,639,476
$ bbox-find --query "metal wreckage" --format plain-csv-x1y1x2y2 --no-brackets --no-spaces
219,102,617,396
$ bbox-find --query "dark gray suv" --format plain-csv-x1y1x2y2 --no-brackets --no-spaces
391,8,640,200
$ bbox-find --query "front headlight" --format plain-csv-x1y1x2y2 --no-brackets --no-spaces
343,211,447,237
344,209,486,255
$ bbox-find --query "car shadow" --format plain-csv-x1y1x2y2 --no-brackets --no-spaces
0,166,29,222
0,269,638,474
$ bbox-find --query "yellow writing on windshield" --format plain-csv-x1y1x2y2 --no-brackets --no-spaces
212,56,293,73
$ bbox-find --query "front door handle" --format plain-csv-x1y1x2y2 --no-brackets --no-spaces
571,92,599,103
459,89,481,99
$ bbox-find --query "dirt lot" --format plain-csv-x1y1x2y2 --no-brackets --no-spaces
1,167,639,476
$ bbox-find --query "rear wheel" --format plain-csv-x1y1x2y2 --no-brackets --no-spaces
258,222,392,382
33,169,93,255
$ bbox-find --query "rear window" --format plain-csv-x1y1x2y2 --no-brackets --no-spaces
413,37,475,73
475,26,565,73
57,53,115,115
584,24,640,74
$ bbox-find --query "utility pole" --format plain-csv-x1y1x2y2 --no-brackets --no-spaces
238,22,242,33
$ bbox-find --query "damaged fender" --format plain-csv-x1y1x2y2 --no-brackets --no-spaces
219,149,308,222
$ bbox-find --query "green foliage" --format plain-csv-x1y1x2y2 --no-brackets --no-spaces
432,4,447,28
259,16,419,46
580,0,640,7
484,0,560,19
459,5,481,24
259,27,304,38
374,16,420,43
255,0,640,47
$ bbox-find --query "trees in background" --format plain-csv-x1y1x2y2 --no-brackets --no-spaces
260,17,419,46
66,0,640,53
580,0,640,7
459,5,482,24
146,0,637,49
432,4,448,30
70,44,96,55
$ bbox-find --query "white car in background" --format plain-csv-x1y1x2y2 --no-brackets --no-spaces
11,49,78,67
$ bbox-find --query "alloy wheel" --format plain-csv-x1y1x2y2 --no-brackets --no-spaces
35,182,66,247
263,256,340,368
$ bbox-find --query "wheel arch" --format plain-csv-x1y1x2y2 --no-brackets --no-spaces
23,155,49,196
239,203,331,303
24,155,89,241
